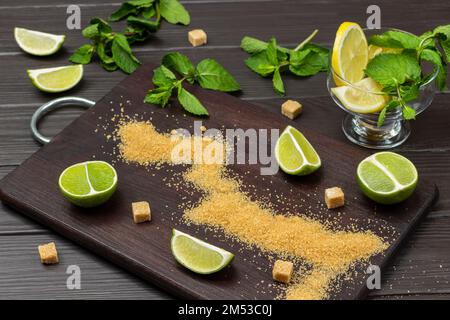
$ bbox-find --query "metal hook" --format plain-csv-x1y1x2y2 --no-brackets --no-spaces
31,97,95,144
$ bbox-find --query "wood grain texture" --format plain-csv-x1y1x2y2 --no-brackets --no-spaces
0,63,438,299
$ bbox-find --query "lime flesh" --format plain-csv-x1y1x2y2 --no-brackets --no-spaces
15,27,65,56
59,161,118,208
28,65,83,93
275,125,321,175
357,152,418,204
171,229,234,274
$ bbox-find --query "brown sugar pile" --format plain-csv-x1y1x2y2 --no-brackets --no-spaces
116,120,388,300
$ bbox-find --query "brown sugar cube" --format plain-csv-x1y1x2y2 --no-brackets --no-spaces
272,260,294,284
132,201,151,223
281,100,302,120
324,187,345,209
38,242,59,264
188,29,207,47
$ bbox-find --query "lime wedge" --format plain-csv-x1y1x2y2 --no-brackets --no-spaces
14,27,65,56
331,78,389,114
357,152,418,204
59,161,118,208
171,229,234,274
275,125,321,175
28,65,83,93
332,22,368,86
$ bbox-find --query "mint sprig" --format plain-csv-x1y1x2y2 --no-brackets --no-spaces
69,18,141,74
367,25,450,126
70,0,191,74
144,53,240,115
241,30,329,95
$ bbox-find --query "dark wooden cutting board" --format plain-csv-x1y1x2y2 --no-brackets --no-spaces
0,63,438,300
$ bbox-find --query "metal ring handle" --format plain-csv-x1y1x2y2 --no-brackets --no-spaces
31,97,95,144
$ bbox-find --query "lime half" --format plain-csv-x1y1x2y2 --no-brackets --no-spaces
171,229,234,274
275,125,321,175
59,161,118,208
15,27,65,56
28,65,83,93
357,152,418,204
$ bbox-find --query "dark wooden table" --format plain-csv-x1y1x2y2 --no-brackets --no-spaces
0,0,449,300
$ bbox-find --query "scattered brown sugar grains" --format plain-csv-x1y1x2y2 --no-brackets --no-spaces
114,118,389,300
281,100,302,120
38,242,59,264
273,260,294,284
325,187,345,209
188,29,207,47
132,201,151,223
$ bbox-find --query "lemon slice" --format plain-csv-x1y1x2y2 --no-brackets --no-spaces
332,22,368,86
331,78,389,113
27,65,83,93
14,27,65,56
368,45,402,60
171,229,234,274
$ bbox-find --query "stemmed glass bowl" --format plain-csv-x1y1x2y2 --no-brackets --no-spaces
327,28,438,149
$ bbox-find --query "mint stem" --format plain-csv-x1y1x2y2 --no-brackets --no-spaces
294,29,319,51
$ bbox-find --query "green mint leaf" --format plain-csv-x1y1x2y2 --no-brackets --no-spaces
440,39,450,63
101,60,119,72
420,48,447,90
240,36,270,54
384,31,420,49
369,31,420,49
89,18,112,35
400,84,420,102
245,52,276,77
365,53,421,87
402,105,416,120
159,0,190,25
144,86,173,107
266,38,279,66
272,68,285,96
377,106,388,127
240,36,290,55
377,100,400,127
196,59,240,92
433,25,450,39
125,25,150,44
289,49,327,76
177,86,209,116
127,16,160,33
153,65,176,87
142,6,156,19
69,44,94,64
128,0,155,6
82,23,100,40
97,42,114,64
111,34,141,74
162,52,195,76
109,3,137,22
